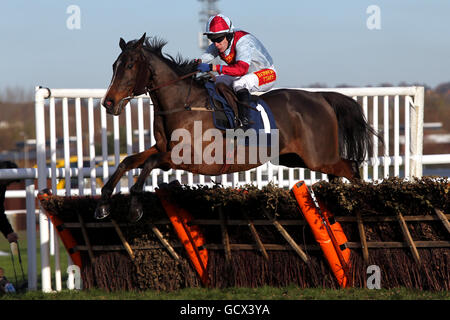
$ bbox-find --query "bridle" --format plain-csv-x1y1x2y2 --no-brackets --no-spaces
146,70,199,93
145,70,205,116
116,50,214,116
114,51,154,111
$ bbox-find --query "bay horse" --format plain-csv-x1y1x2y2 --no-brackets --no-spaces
95,33,381,221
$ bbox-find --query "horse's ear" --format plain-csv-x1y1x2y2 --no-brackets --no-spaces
119,38,127,51
134,33,146,48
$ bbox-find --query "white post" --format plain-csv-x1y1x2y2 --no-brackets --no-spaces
88,98,96,195
75,97,84,195
188,172,194,186
288,168,294,188
113,116,120,192
411,87,424,177
35,87,52,292
49,97,57,193
150,102,158,189
394,95,400,176
137,98,145,179
362,96,369,180
125,102,133,187
175,170,182,184
137,98,145,152
25,179,37,291
372,96,379,181
221,173,228,186
256,166,262,188
232,172,238,187
267,162,273,185
200,174,206,186
49,98,56,258
53,226,62,291
50,96,62,291
62,98,71,194
383,96,390,178
101,106,109,183
49,96,62,289
404,96,411,179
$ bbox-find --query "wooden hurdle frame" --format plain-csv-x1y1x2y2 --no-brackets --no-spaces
62,212,450,260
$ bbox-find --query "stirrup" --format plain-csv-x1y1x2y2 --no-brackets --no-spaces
235,117,249,129
240,117,249,127
234,117,244,128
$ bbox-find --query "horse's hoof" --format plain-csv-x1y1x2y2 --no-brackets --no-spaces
95,203,110,220
128,196,143,222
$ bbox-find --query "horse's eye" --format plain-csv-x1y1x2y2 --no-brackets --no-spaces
127,64,133,69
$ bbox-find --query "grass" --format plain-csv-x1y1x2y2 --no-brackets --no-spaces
0,230,29,283
0,285,449,300
0,230,69,291
1,232,448,301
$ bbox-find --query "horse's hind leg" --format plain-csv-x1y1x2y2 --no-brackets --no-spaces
95,146,158,219
128,151,173,222
350,160,361,180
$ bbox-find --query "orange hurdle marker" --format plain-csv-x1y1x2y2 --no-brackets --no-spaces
291,181,351,288
37,190,83,269
155,187,209,286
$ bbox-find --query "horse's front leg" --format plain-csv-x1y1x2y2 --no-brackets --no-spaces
128,151,172,222
94,146,159,219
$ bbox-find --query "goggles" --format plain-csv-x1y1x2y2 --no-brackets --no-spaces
208,34,226,43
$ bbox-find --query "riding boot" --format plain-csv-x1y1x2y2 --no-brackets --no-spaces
236,88,251,127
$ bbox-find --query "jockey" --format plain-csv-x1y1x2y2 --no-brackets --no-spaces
197,14,276,127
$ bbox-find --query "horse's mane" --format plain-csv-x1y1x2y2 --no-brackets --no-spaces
127,37,198,76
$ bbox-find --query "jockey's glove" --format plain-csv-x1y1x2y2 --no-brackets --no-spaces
197,63,212,73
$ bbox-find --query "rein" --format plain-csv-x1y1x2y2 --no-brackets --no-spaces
146,70,199,92
147,70,215,116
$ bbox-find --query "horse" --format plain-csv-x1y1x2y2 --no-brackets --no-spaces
95,33,382,222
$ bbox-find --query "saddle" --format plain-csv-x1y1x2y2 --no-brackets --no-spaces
205,81,264,131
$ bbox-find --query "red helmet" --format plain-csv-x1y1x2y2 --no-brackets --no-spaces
204,14,234,37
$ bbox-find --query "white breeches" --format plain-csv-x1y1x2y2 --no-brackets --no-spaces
215,66,277,93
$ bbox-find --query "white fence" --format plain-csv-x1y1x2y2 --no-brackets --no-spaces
34,85,426,194
3,85,450,292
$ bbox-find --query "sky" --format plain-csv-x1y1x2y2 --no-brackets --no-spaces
0,0,449,92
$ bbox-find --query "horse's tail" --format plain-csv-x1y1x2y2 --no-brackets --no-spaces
320,91,384,166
